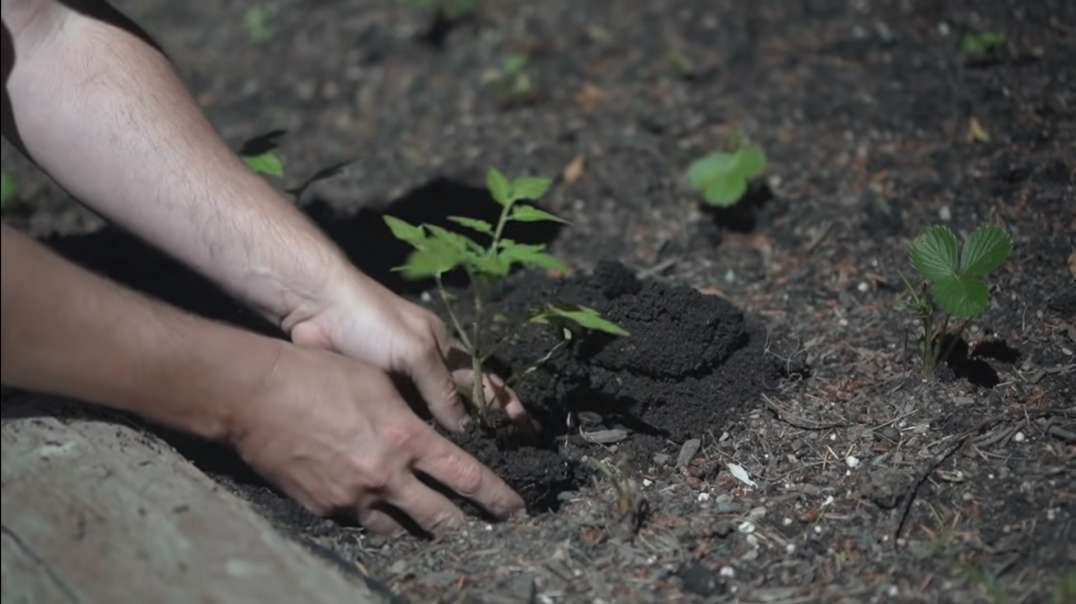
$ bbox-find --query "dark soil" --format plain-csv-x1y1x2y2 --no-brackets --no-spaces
3,0,1074,602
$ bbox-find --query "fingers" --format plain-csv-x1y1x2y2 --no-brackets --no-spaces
409,341,469,432
449,365,536,430
357,508,407,537
382,478,465,535
413,437,525,519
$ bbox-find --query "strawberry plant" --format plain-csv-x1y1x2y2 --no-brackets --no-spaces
686,140,767,207
384,168,627,423
903,225,1012,373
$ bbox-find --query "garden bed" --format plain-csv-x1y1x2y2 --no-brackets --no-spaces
2,0,1073,601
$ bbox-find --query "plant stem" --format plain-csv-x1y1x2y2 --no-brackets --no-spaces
435,273,473,353
506,337,569,388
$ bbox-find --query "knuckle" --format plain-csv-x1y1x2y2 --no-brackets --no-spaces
349,457,394,495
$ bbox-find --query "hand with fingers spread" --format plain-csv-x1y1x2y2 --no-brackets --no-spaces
282,265,531,431
232,342,524,535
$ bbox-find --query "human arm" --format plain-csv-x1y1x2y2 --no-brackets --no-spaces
0,0,527,428
0,223,524,534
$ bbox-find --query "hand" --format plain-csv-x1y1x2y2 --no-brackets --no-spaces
231,341,525,535
283,266,529,431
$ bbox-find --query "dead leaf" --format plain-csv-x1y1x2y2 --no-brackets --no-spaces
967,116,990,143
1068,250,1076,280
576,83,606,112
563,154,585,185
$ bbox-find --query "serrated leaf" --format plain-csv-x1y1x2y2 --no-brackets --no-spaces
487,168,511,206
686,152,736,190
930,274,989,318
960,226,1011,277
472,253,511,277
447,215,494,235
425,224,484,256
396,245,463,279
510,177,551,201
243,151,284,177
537,305,629,337
703,177,747,207
735,144,767,178
509,204,568,224
383,215,427,248
498,242,567,273
909,225,960,282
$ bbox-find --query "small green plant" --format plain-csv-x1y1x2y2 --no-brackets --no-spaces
384,168,627,423
0,173,16,210
903,225,1012,373
239,130,286,178
492,53,533,101
686,140,767,207
242,5,275,45
960,32,1006,58
242,150,285,177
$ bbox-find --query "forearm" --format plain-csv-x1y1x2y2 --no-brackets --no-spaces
2,0,349,328
1,223,281,440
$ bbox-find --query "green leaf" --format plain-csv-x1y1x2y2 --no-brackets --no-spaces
425,224,484,256
0,173,15,208
447,215,494,235
930,274,989,318
735,144,767,178
397,245,463,279
909,225,960,282
509,204,568,224
486,168,511,206
686,152,736,190
242,150,284,177
510,177,551,201
959,226,1011,277
960,32,1005,56
703,177,747,207
532,305,629,337
498,241,567,273
383,215,427,248
471,253,511,277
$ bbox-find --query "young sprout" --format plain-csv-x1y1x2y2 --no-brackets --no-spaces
960,32,1006,58
686,140,767,207
384,168,628,423
904,225,1012,373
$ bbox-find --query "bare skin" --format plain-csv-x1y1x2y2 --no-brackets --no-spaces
1,0,525,535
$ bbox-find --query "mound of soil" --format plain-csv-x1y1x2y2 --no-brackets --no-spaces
449,261,783,511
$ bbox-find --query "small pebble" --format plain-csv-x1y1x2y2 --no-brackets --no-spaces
846,455,861,468
719,566,735,578
939,206,951,221
1013,432,1026,443
697,492,711,502
857,281,869,293
642,479,653,488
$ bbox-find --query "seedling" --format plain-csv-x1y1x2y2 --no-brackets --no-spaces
243,5,275,44
0,173,16,210
492,53,534,101
686,140,767,207
384,168,627,424
960,32,1006,58
903,225,1012,373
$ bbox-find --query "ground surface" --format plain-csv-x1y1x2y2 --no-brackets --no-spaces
2,1,1074,602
